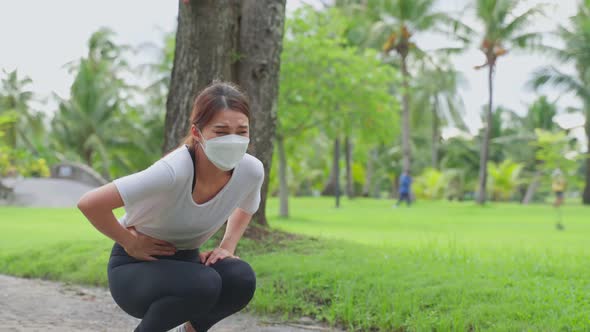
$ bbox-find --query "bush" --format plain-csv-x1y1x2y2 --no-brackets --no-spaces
0,145,50,178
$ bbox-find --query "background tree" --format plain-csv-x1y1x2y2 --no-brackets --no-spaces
470,0,545,204
529,0,590,204
336,0,468,176
277,7,398,213
164,0,287,226
0,70,44,154
51,28,132,180
412,59,468,169
520,96,558,203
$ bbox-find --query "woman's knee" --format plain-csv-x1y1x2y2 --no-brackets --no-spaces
185,268,223,303
215,259,256,295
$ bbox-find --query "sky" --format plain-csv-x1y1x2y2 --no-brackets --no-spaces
0,0,586,149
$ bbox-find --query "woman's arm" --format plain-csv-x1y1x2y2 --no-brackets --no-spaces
77,183,136,248
219,208,253,255
202,208,253,266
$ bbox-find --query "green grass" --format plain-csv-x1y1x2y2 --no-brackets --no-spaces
1,198,589,331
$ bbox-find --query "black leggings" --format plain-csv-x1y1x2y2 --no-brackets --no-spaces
107,242,256,332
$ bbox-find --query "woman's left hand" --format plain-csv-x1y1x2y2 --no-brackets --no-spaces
200,247,240,266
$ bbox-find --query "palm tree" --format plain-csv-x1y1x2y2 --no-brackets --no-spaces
0,70,38,151
336,0,468,175
471,0,545,204
51,28,132,179
521,96,558,203
488,159,523,201
413,59,468,169
529,0,590,204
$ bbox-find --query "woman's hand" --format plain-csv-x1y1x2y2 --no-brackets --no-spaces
200,247,239,266
123,226,177,261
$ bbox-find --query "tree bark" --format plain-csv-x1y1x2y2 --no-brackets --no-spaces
277,134,289,217
477,63,494,204
400,53,411,174
163,0,286,226
345,135,354,198
237,0,286,226
164,0,240,154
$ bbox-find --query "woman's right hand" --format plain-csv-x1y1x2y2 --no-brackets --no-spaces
123,226,177,261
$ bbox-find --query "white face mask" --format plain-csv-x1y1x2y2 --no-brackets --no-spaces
197,129,250,171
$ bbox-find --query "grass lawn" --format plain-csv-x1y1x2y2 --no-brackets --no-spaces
1,198,589,331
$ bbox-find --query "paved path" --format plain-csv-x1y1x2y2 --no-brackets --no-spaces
0,178,94,208
0,274,339,332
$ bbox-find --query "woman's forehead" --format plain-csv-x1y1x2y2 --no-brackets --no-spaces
208,109,249,126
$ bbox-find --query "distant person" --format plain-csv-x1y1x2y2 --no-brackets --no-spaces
77,82,264,332
551,168,566,230
552,168,566,208
395,171,412,207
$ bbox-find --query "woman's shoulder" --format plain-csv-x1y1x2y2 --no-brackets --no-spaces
240,153,264,179
159,145,192,179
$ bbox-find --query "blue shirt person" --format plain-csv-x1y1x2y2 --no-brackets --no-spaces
396,171,412,207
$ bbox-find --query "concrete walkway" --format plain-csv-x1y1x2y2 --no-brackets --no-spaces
0,177,95,208
0,274,339,332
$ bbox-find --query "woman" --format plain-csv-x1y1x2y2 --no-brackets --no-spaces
77,82,264,332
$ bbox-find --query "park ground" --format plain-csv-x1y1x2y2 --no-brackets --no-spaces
1,198,589,331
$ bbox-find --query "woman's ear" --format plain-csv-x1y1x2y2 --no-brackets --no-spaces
191,124,200,141
192,125,207,148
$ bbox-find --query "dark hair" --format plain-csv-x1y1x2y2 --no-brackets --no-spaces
178,81,250,148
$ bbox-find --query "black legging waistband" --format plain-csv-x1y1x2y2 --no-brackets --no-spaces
110,241,200,261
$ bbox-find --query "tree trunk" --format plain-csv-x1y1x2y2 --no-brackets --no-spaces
321,137,341,208
345,135,354,199
431,95,439,169
477,63,494,205
362,148,376,197
335,137,341,208
164,0,240,154
522,169,541,204
84,148,93,167
400,53,411,174
390,176,398,199
277,134,289,217
163,0,286,226
237,0,286,225
583,116,590,204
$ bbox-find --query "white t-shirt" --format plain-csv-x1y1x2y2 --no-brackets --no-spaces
112,144,264,250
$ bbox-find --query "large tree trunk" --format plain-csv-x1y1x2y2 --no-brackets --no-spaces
345,135,354,199
163,0,286,226
522,169,541,204
277,134,289,218
583,117,590,204
237,1,286,225
164,1,240,153
477,63,494,205
431,95,439,169
400,53,411,174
